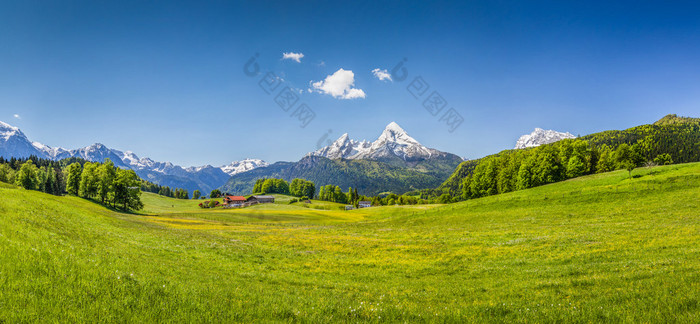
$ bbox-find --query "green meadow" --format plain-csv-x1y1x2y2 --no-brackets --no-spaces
1,163,699,322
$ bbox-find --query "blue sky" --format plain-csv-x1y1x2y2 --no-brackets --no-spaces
1,1,699,166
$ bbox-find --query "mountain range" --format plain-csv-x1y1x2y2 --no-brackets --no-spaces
0,121,267,194
221,122,464,195
3,119,587,197
310,122,442,162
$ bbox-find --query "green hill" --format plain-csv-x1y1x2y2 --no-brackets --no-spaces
439,114,700,196
1,163,699,322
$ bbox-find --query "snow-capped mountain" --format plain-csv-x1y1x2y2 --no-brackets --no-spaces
1,121,49,159
221,158,269,176
310,122,448,162
0,120,267,194
515,128,576,149
224,122,464,195
312,133,371,160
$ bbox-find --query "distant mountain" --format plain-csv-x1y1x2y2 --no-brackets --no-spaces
515,128,576,149
1,121,51,159
220,158,269,176
220,155,447,196
222,122,463,195
0,121,267,194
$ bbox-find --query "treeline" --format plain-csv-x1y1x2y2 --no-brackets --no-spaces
0,156,143,211
245,176,457,206
252,178,316,198
316,184,446,206
0,156,66,195
64,159,143,210
317,185,360,205
140,181,189,199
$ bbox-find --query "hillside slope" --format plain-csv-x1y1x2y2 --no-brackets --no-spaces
1,163,699,322
440,114,700,195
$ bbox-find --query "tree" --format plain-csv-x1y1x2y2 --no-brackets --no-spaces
43,167,56,194
79,162,99,198
290,179,315,198
596,145,616,173
15,160,39,190
437,193,452,204
210,189,222,198
261,179,274,194
535,146,564,185
65,162,82,195
615,143,642,178
516,156,536,190
97,159,116,204
566,155,586,178
192,190,201,199
654,153,673,165
253,179,264,194
112,169,143,211
0,163,15,184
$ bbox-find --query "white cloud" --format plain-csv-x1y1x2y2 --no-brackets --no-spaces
282,52,304,63
13,114,20,119
372,68,392,82
310,68,366,99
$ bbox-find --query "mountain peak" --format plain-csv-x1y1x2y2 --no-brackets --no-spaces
220,158,269,176
654,114,700,126
384,121,405,133
515,128,576,149
0,120,19,131
0,120,23,141
311,122,439,161
335,133,350,143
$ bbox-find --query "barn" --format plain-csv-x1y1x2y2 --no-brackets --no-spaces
246,195,275,204
223,195,246,206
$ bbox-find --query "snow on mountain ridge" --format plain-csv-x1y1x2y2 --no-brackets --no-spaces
1,121,23,141
221,158,269,176
0,120,266,177
311,122,439,161
514,128,576,149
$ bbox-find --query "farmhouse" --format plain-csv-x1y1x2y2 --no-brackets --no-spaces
246,195,275,204
223,195,246,206
358,201,372,208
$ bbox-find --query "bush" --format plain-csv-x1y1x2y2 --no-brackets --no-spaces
288,198,299,204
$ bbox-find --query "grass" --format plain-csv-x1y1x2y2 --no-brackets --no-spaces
0,163,698,322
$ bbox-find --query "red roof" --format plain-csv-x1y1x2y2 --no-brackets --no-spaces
225,195,246,201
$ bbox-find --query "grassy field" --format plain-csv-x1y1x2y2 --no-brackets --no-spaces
0,163,699,322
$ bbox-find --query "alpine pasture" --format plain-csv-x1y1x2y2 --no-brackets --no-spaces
1,164,699,322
